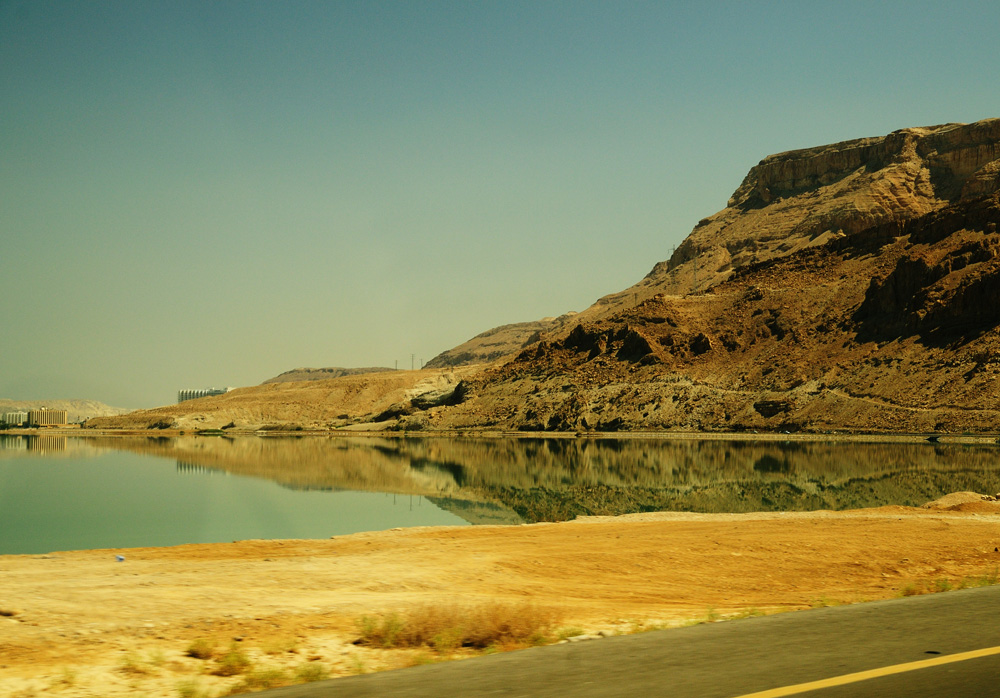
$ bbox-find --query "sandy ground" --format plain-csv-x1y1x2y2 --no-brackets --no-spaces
4,503,1000,697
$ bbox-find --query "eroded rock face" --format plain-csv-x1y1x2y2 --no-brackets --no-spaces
658,120,1000,299
854,197,1000,341
729,121,1000,210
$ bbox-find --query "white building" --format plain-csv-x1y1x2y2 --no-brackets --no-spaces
2,411,28,426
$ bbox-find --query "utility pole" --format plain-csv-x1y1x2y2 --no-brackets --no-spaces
411,354,415,371
395,360,398,371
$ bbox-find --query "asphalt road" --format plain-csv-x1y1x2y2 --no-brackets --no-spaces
257,585,1000,697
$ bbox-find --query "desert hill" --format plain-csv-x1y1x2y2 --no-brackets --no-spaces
88,118,1000,433
0,398,129,423
425,313,578,369
85,368,474,431
261,366,394,384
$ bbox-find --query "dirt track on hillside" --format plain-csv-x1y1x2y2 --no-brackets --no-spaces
4,502,1000,697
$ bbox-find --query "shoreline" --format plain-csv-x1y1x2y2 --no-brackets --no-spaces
6,428,1000,695
4,504,1000,697
6,426,1000,445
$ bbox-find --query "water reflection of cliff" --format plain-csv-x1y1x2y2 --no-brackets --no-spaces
78,435,1000,523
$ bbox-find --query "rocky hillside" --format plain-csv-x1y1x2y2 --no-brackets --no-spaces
90,119,1000,434
85,368,474,431
433,119,1000,365
434,119,1000,433
425,313,578,368
261,366,394,384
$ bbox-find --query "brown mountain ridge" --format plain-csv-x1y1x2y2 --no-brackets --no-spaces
260,366,395,384
88,118,1000,433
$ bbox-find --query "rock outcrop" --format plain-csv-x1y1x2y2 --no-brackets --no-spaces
584,120,1000,323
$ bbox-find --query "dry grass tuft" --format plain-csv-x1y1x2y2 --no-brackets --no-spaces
294,662,331,683
212,644,252,676
223,667,289,694
262,636,300,655
358,601,560,651
185,638,216,660
117,653,154,676
50,667,77,688
218,661,330,695
176,679,212,698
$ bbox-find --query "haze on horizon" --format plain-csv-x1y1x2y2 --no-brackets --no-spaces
2,0,999,409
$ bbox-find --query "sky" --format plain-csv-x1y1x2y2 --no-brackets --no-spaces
2,0,999,409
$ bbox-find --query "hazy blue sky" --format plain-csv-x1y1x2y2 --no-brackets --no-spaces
2,1,999,408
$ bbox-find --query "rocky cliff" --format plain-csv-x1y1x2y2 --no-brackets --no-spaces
430,119,1000,433
428,120,1000,368
91,119,1000,434
658,119,1000,293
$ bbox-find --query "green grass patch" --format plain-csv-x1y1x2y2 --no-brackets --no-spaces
959,567,1000,589
555,626,587,641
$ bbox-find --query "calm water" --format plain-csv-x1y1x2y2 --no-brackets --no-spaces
0,435,468,554
2,433,1000,554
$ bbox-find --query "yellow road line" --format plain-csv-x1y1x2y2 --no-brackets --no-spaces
734,645,1000,698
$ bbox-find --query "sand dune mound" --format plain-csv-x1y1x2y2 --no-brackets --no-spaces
923,491,1000,511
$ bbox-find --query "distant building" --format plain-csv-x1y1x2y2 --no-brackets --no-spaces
2,411,28,426
177,387,232,403
27,409,68,427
